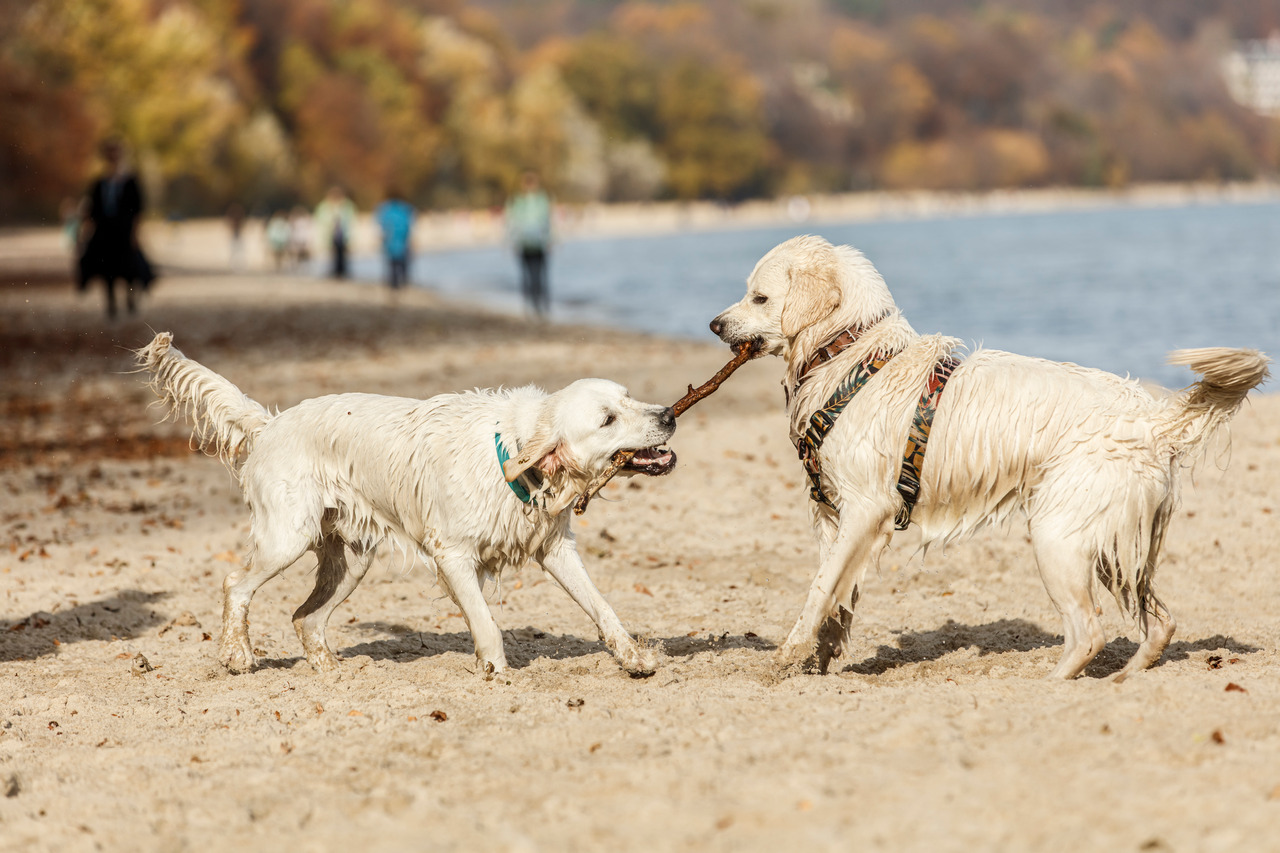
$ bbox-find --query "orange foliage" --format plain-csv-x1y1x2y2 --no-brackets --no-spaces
0,59,98,221
882,129,1050,191
614,2,712,37
0,0,1275,221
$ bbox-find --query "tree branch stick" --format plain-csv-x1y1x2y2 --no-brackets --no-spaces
573,342,756,515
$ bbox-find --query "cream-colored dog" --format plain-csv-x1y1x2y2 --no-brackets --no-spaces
711,235,1269,680
135,332,676,677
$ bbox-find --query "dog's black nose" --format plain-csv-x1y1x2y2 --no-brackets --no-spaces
659,407,676,428
709,318,723,337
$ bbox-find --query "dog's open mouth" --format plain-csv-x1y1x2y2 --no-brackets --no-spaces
621,446,676,476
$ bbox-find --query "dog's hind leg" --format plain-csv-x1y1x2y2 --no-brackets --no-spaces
778,508,894,675
1114,597,1175,683
1029,517,1106,680
292,535,375,672
220,525,311,674
1114,500,1177,683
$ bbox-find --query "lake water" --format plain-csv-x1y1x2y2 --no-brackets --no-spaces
354,200,1279,388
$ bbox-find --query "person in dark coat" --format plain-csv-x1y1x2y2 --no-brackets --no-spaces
78,139,154,318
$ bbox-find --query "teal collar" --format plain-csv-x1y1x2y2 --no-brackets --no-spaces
494,433,541,506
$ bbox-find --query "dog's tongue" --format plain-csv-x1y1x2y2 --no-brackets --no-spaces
624,447,676,475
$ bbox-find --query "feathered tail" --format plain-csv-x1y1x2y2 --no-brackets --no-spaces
1158,347,1270,460
134,332,271,472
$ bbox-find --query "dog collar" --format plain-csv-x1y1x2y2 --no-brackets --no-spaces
793,313,891,393
494,433,543,506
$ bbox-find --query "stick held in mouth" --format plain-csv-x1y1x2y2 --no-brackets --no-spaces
573,342,757,515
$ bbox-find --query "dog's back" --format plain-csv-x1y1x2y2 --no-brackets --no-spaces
921,346,1267,546
245,388,549,555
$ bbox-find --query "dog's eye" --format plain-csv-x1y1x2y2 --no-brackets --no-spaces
752,294,768,305
602,413,616,428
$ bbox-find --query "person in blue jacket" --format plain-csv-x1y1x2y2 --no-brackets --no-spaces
375,188,415,290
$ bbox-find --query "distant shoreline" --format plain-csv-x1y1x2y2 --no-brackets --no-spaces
560,179,1280,242
3,179,1279,281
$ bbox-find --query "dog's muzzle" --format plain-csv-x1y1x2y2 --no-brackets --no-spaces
709,316,764,354
620,409,677,475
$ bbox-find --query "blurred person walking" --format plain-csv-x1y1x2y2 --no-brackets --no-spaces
289,206,313,268
226,202,246,271
60,197,83,255
265,211,292,271
505,171,552,319
375,189,415,290
77,139,154,319
315,187,355,279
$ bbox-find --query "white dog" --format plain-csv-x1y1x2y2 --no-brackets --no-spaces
711,235,1269,681
135,332,676,677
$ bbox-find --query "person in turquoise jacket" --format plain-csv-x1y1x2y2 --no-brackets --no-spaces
504,171,552,318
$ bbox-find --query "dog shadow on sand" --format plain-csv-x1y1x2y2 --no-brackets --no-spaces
328,622,776,672
252,617,1256,678
841,617,1260,679
0,590,170,662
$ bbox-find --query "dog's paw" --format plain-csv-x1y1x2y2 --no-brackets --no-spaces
219,636,256,674
307,651,342,674
475,657,506,680
753,653,813,686
298,631,342,673
774,644,822,677
617,642,660,677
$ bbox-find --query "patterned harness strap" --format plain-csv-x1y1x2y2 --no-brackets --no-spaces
798,353,889,507
892,356,958,528
797,353,959,530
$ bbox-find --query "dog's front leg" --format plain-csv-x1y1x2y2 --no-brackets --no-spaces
777,508,893,676
539,536,658,676
436,551,508,676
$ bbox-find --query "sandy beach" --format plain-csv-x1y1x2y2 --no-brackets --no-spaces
2,268,1279,852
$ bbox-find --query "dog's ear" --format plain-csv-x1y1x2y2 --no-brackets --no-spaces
502,403,569,483
502,430,562,483
780,261,841,338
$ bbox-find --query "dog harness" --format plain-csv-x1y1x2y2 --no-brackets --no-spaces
494,433,544,507
794,335,958,529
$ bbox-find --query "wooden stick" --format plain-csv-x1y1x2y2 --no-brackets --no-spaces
573,342,756,515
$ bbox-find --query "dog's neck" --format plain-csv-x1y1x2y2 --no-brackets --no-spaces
791,312,892,391
497,402,589,517
501,445,589,517
783,311,921,440
785,309,905,398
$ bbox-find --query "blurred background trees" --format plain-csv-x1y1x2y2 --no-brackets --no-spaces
1,0,1278,222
